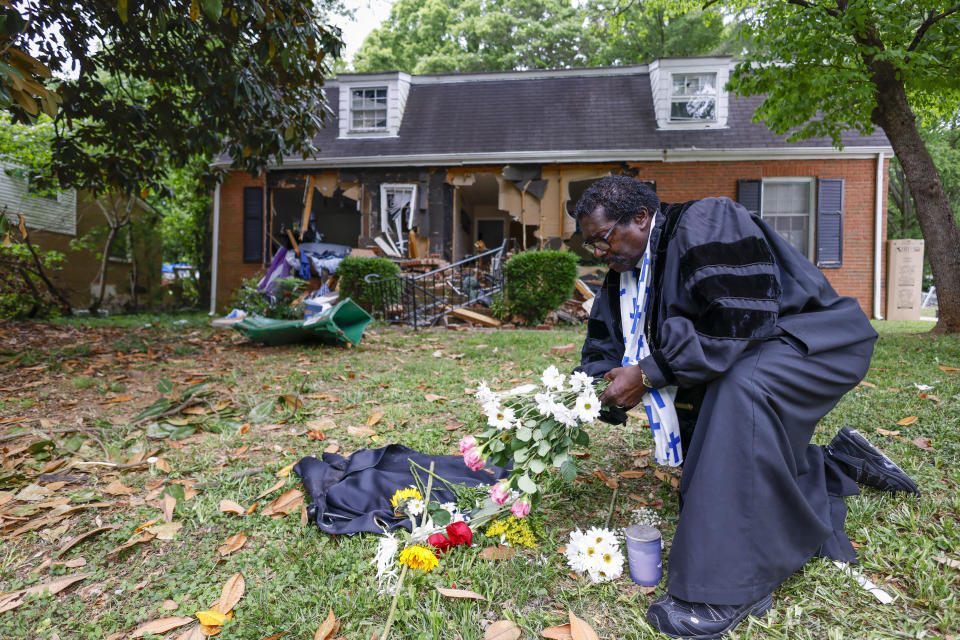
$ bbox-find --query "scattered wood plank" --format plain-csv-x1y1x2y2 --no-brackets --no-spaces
451,307,501,328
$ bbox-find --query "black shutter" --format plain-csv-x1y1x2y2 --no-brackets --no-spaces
816,178,844,268
243,187,263,263
737,179,762,215
640,180,657,192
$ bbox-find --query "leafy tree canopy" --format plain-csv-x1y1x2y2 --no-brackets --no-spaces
3,0,344,195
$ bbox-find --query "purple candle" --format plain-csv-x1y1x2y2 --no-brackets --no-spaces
625,524,662,587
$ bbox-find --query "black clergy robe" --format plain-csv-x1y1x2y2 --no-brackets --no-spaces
578,197,877,605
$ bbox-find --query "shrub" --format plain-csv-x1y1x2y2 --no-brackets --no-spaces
230,276,306,319
503,250,579,325
337,256,401,310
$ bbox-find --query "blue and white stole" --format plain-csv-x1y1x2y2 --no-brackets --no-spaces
619,215,683,466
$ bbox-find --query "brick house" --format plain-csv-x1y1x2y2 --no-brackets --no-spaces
210,57,892,316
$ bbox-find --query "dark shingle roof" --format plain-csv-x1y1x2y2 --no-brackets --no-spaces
282,68,890,166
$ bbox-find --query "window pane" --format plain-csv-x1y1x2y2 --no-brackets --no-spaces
763,182,810,215
671,98,715,120
768,215,809,255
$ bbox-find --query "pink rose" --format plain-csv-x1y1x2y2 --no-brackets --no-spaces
463,448,485,471
458,435,477,454
510,498,531,519
489,480,510,505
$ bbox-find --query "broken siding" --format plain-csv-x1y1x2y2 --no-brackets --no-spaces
0,162,77,236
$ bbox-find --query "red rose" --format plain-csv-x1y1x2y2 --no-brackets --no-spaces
427,522,473,556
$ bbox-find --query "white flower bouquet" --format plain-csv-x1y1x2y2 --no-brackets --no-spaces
460,366,606,516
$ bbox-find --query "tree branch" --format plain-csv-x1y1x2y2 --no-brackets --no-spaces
907,6,960,52
786,0,840,18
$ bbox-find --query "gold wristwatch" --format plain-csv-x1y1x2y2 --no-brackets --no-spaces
639,367,652,389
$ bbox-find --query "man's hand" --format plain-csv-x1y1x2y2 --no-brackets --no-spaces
599,366,649,409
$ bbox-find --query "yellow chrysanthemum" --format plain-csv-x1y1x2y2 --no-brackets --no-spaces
398,544,438,572
484,516,537,549
390,487,422,509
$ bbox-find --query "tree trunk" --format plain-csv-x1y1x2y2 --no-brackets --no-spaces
90,224,118,313
22,231,72,315
867,59,960,332
127,223,138,310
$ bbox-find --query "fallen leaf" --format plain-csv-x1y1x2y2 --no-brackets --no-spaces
912,437,934,451
300,502,309,527
219,500,246,515
15,483,54,502
154,458,172,473
262,489,304,517
146,521,182,540
366,411,384,427
851,541,864,548
106,532,156,556
444,421,462,432
592,470,617,489
933,555,960,570
541,623,573,639
876,428,900,437
436,587,486,600
480,545,516,561
918,392,942,403
233,445,250,456
314,609,340,640
58,525,117,555
258,635,285,640
246,502,258,515
424,393,447,403
485,620,521,640
896,416,919,426
306,417,337,431
254,479,286,501
134,518,159,533
307,430,325,440
0,572,92,613
938,365,959,373
618,470,646,479
348,426,376,438
276,462,296,478
568,611,599,640
195,610,228,626
217,532,248,556
130,616,195,638
638,585,657,595
218,573,245,615
103,395,134,404
550,343,576,354
104,480,136,496
324,444,340,454
163,599,179,611
184,486,198,500
163,493,177,524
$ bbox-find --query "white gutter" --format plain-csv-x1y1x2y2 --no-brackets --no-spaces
873,152,886,319
215,146,895,170
209,182,221,316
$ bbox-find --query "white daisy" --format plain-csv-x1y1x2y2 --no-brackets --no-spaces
407,498,425,516
541,365,565,390
587,545,624,582
475,381,496,405
569,371,593,392
487,405,516,430
584,526,619,548
554,404,579,428
534,392,555,417
574,391,602,423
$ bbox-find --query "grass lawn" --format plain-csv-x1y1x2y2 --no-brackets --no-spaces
0,316,957,639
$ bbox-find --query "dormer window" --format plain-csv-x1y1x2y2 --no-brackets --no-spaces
350,87,388,131
670,73,717,122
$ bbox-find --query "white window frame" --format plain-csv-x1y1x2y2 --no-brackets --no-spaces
760,177,816,261
380,183,418,253
669,72,718,123
350,86,388,132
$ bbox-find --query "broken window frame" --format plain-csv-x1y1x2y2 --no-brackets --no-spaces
350,86,388,131
380,183,418,253
669,72,717,122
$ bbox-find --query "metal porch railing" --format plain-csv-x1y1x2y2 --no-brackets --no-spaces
363,242,507,328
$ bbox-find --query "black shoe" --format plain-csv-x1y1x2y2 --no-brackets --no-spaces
646,593,772,639
825,426,921,495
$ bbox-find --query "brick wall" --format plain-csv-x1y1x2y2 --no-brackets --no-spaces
626,157,888,316
215,170,266,311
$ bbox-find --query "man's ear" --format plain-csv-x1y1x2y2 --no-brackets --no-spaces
635,207,650,227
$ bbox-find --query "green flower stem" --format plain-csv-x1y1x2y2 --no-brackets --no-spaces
422,461,436,527
380,563,408,640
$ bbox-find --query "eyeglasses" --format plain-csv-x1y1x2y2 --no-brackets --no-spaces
582,217,624,254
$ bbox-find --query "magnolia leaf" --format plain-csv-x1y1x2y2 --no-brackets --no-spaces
541,623,573,639
255,479,286,501
146,521,182,540
157,378,174,394
218,572,245,614
618,470,646,479
313,608,339,640
896,416,919,426
262,489,304,517
938,365,959,373
195,610,228,626
59,526,118,555
933,555,960,570
249,399,275,423
912,437,934,451
106,531,156,556
130,616,194,638
154,458,172,473
424,393,447,403
347,426,376,438
162,493,176,524
219,499,246,515
366,411,384,427
276,462,296,478
876,428,900,437
324,444,340,454
518,474,538,494
217,532,248,557
104,480,136,495
485,620,521,640
437,587,485,600
163,599,179,611
568,611,600,640
0,571,92,614
177,626,206,640
480,545,516,561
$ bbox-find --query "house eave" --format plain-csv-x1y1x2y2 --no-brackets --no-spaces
211,146,894,170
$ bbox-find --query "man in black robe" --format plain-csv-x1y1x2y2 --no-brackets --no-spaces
573,176,919,639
